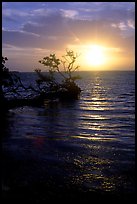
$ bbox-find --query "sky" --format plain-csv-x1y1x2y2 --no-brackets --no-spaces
2,2,135,71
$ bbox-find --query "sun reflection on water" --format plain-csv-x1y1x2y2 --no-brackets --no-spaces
2,72,135,195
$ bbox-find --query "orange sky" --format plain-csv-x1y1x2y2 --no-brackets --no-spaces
2,2,135,71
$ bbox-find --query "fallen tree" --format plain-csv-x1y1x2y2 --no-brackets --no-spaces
1,50,81,110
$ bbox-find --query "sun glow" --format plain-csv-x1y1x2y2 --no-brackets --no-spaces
84,45,107,67
68,43,128,71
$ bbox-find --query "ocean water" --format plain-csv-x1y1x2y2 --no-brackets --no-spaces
2,71,135,201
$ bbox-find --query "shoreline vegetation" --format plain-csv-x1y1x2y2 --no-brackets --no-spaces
1,50,81,110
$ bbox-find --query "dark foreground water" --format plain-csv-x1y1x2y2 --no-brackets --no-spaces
2,71,135,202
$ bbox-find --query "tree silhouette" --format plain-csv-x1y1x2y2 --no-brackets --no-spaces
35,49,81,99
1,57,11,103
1,51,82,110
1,57,37,109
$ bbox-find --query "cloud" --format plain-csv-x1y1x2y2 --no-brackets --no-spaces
60,9,78,18
22,5,134,39
22,13,70,37
2,28,77,51
3,8,28,17
3,8,135,54
2,2,135,71
3,30,41,47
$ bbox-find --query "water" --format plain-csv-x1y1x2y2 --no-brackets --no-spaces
2,71,135,201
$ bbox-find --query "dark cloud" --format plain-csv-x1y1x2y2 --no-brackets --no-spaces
2,10,135,56
21,6,134,40
2,29,76,50
23,13,71,37
2,2,135,71
3,5,135,49
3,30,41,48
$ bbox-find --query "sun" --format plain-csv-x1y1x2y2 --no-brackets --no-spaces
85,45,107,67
